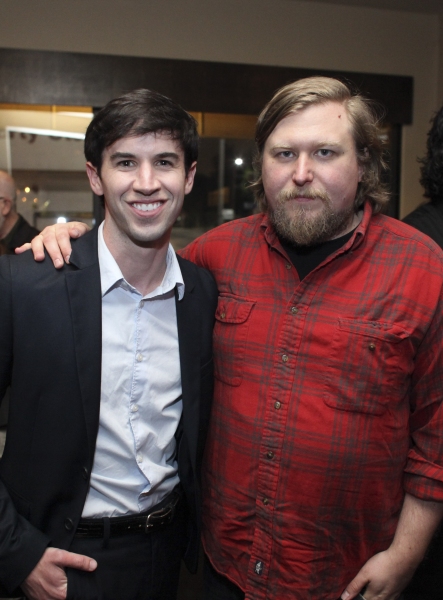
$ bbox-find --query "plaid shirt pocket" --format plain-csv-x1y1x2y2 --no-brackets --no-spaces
323,318,412,415
213,295,255,386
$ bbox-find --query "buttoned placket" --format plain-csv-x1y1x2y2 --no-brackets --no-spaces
244,240,345,600
130,295,147,470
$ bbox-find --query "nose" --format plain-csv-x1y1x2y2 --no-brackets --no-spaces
292,154,314,186
133,163,161,195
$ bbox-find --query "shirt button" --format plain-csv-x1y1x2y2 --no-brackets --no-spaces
136,353,143,362
291,306,298,314
368,343,376,351
267,451,274,459
136,454,143,463
220,312,226,319
282,354,289,363
285,263,292,270
131,404,139,413
263,497,270,505
140,300,145,308
274,401,281,410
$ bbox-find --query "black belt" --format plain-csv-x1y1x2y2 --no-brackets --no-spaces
75,490,181,538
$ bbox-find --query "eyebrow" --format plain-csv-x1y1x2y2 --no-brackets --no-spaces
155,152,180,161
109,151,181,161
316,141,342,148
270,141,342,151
109,152,136,161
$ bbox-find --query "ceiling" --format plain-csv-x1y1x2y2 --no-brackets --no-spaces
293,0,443,14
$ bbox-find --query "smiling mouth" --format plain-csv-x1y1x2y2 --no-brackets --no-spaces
132,201,163,212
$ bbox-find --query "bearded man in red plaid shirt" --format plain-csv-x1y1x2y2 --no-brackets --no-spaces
24,77,443,600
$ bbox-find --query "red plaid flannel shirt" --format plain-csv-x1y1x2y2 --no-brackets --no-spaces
180,202,443,599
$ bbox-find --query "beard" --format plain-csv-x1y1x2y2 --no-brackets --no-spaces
268,187,355,247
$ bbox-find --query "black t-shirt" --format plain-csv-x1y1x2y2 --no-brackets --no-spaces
280,229,355,281
2,214,40,253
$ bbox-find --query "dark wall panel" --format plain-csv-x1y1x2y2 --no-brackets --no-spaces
0,47,413,124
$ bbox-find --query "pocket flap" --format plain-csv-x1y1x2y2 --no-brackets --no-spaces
338,318,408,342
215,296,255,324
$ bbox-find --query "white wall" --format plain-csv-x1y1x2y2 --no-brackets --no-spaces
1,0,441,216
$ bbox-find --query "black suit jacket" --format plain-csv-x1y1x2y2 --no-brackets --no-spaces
0,229,217,594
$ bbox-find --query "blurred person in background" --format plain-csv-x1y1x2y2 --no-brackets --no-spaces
402,105,443,249
402,104,443,600
0,170,39,252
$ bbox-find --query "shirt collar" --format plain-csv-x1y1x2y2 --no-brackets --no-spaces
97,222,185,300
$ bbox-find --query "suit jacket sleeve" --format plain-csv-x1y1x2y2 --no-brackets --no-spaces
0,256,50,594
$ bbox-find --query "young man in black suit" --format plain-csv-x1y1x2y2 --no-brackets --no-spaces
0,89,217,600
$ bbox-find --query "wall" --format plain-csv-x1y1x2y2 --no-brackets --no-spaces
0,0,441,216
439,15,443,105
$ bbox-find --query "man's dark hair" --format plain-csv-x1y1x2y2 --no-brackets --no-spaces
419,105,443,205
84,89,198,174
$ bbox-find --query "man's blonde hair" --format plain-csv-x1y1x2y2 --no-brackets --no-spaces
250,76,389,213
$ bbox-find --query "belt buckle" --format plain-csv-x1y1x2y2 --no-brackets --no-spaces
144,493,179,532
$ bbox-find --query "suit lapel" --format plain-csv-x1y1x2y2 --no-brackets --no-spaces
176,256,201,463
65,231,102,457
63,243,202,462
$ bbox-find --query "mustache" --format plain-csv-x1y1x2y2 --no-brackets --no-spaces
277,187,330,203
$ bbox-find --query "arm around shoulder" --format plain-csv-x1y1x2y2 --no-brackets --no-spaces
15,222,91,268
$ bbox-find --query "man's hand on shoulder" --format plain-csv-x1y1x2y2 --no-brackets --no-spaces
21,546,97,600
15,221,91,268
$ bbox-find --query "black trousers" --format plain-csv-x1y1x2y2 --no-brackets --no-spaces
403,525,443,600
63,499,187,600
203,555,245,600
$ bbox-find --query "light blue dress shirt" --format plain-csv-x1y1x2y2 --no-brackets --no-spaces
82,223,184,518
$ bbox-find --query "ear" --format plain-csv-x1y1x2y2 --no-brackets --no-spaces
1,199,11,217
86,162,104,196
184,161,197,195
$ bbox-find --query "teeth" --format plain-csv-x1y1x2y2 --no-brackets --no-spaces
132,202,162,212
